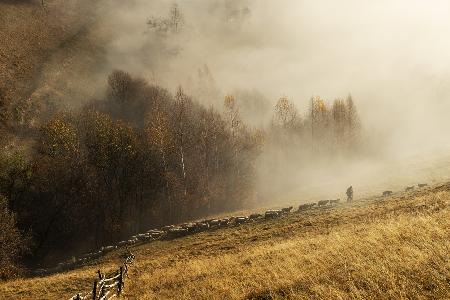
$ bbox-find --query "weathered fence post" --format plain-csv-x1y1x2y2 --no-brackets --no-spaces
92,280,97,300
69,252,135,300
118,266,124,295
100,285,105,298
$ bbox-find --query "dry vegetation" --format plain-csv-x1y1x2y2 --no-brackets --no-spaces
0,0,99,130
0,183,449,299
1,1,76,97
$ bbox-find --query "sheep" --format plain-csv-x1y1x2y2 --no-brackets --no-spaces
208,219,220,227
418,183,428,188
162,225,175,231
281,206,293,214
249,213,263,220
138,233,153,241
405,186,415,192
329,199,340,205
79,252,94,260
297,203,313,211
147,230,164,239
234,216,249,224
126,238,137,245
219,218,231,226
101,245,115,253
166,227,188,239
195,222,209,231
90,250,102,258
265,209,281,219
317,200,330,207
181,223,197,232
118,240,128,247
382,190,393,196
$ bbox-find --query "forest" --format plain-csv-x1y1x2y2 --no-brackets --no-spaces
0,2,361,279
0,69,360,278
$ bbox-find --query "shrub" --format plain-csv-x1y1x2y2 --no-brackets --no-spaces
0,195,29,280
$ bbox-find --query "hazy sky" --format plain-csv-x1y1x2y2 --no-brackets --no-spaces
87,0,450,203
100,0,450,156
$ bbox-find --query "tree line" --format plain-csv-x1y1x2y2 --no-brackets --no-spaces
271,94,360,154
0,70,262,275
0,70,360,279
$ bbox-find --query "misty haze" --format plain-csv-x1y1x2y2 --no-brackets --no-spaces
0,1,449,299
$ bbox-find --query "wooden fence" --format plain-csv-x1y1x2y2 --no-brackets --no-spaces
68,250,135,300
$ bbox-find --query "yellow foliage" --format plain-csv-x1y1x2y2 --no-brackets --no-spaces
40,117,78,157
224,95,236,110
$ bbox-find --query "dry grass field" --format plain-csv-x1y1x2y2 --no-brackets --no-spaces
0,183,449,300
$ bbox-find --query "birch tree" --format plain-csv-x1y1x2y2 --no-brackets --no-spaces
147,103,174,222
174,87,189,201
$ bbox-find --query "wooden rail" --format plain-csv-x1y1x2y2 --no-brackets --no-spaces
68,250,135,300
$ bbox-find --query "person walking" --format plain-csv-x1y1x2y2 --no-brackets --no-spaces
346,186,353,203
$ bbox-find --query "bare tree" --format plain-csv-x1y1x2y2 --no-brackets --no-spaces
170,3,183,33
147,3,184,35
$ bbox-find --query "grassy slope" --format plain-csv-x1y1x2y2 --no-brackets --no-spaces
0,183,449,299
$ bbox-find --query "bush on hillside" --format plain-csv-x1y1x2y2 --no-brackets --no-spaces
0,195,29,280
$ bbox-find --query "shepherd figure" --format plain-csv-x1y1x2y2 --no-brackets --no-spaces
346,186,353,202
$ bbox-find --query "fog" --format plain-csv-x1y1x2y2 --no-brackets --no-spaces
93,0,450,203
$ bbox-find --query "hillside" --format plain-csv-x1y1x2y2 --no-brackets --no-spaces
0,182,448,299
1,2,450,299
0,0,105,133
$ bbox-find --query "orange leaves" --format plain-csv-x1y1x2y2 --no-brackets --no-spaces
311,96,329,117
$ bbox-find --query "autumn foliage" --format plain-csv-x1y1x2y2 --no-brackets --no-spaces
0,67,361,274
270,95,361,155
0,71,262,268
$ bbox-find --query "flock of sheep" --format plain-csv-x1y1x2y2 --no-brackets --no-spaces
34,182,429,276
33,206,297,276
120,206,296,243
382,183,428,197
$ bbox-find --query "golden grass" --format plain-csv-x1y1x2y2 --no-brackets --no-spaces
0,185,449,300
